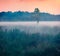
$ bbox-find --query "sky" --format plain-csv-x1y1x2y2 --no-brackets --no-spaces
0,0,60,15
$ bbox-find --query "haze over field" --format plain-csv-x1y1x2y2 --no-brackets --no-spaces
0,21,60,26
0,21,60,56
0,21,60,34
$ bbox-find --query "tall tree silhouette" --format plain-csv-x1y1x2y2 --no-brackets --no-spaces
34,8,40,23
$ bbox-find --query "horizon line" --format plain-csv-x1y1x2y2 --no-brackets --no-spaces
0,10,60,15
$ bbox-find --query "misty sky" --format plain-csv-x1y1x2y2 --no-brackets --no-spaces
0,0,60,14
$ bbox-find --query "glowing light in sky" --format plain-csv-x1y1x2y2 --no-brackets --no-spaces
0,0,60,14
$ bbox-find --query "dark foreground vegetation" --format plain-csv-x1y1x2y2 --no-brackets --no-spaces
0,29,60,56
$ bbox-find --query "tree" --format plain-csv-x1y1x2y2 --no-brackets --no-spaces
34,8,40,23
34,8,40,13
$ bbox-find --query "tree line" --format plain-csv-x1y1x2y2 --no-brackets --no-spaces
0,9,60,21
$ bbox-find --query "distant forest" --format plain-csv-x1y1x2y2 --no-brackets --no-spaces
0,8,60,21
